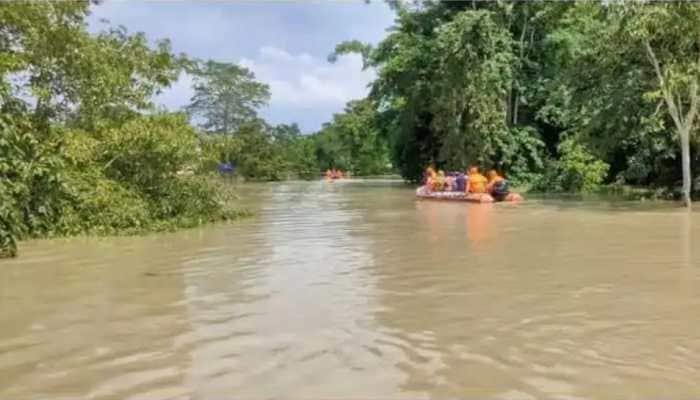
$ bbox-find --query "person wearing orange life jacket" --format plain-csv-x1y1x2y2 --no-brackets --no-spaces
465,166,488,194
424,167,437,192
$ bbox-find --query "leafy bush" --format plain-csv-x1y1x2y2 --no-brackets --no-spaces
98,114,199,190
0,185,21,257
147,175,242,225
495,126,547,187
198,122,321,180
0,4,248,258
1,114,247,258
57,170,153,236
533,139,609,193
1,114,66,253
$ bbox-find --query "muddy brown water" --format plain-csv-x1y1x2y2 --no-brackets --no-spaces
2,180,700,399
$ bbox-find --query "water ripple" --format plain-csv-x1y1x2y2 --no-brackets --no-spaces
2,181,700,398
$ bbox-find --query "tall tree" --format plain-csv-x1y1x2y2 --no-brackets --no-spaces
331,2,548,181
624,2,700,207
185,60,270,134
0,1,182,130
547,1,700,204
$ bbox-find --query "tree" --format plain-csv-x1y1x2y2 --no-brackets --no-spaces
1,1,241,257
271,123,318,179
0,2,182,131
545,1,700,204
623,2,700,207
185,60,270,134
331,2,548,182
313,98,391,176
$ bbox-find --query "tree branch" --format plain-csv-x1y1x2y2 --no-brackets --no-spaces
645,40,684,131
687,78,699,130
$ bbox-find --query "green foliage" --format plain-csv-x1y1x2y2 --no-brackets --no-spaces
331,0,700,198
0,3,246,257
198,122,319,181
97,114,198,189
431,9,515,169
314,99,391,176
58,169,152,236
496,126,546,186
0,115,30,256
186,60,270,134
0,185,20,257
230,122,284,180
272,124,319,179
0,113,65,247
333,3,552,181
54,114,241,235
534,139,609,193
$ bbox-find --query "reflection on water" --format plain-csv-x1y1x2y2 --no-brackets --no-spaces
2,180,700,399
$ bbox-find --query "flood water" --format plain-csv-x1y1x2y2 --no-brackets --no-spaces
2,180,700,399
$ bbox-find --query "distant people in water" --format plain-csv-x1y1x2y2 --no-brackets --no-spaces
325,168,345,180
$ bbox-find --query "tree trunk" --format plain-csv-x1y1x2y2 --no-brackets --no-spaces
680,128,692,207
644,41,696,208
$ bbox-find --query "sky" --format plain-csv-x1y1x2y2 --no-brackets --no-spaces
87,1,396,133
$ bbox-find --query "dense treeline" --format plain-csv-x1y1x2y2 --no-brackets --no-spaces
5,0,700,256
0,2,258,257
314,98,392,176
332,0,700,204
0,1,388,257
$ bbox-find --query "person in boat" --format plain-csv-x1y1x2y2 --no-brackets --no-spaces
455,171,466,192
433,170,446,191
424,167,437,191
465,166,488,194
325,169,333,180
486,169,510,201
444,172,456,192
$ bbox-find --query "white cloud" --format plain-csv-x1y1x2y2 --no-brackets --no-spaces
155,46,374,131
240,46,374,110
88,2,393,131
